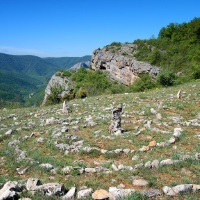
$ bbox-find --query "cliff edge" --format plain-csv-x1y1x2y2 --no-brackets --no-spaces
91,43,160,85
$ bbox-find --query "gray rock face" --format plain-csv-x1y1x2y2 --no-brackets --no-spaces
91,45,160,85
68,61,91,71
0,181,21,200
42,73,70,105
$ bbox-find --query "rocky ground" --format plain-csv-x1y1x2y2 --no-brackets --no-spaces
0,80,200,199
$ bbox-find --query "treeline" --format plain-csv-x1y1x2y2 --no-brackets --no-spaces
133,17,200,78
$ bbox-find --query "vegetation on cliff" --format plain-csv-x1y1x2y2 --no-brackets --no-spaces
133,17,200,79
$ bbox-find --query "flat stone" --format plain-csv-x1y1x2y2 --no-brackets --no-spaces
168,137,176,144
160,159,174,166
173,128,183,138
141,189,162,197
92,189,109,199
0,181,21,200
163,186,176,196
139,146,150,152
35,183,66,196
151,160,159,168
77,188,93,199
85,168,97,173
148,140,156,147
26,178,42,190
172,184,193,194
132,179,148,186
192,184,200,191
109,187,135,200
61,187,76,200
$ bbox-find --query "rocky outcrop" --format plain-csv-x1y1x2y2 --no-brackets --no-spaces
68,61,91,71
42,73,70,105
42,61,91,105
91,44,160,85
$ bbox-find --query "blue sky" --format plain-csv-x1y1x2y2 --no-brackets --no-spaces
0,0,199,57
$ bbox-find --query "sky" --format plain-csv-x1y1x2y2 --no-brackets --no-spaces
0,0,199,57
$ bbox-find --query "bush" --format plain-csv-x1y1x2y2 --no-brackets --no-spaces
129,73,156,92
157,69,176,86
75,88,87,98
192,67,200,79
45,85,63,105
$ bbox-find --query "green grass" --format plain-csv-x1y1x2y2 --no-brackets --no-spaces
0,80,199,199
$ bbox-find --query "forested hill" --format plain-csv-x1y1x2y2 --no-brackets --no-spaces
44,55,91,70
133,17,200,77
0,53,92,81
0,53,58,81
0,53,91,107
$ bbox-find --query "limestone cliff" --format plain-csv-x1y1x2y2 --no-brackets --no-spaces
42,73,70,105
42,61,91,105
91,43,160,85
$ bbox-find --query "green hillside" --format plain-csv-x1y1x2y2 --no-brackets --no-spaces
0,53,59,81
133,17,200,77
0,53,91,107
0,70,43,107
44,55,91,69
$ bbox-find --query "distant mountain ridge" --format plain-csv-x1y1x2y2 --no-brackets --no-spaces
44,55,91,70
0,53,91,81
0,53,91,107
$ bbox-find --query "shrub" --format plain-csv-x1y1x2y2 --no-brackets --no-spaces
192,67,200,79
45,85,63,105
157,69,176,86
110,42,122,47
75,88,87,98
129,73,156,92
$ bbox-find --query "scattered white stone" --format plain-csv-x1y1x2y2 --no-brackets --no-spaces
5,129,13,135
162,186,176,196
150,108,157,114
109,187,135,200
77,188,93,199
132,155,139,161
123,149,130,154
92,189,109,200
112,164,119,171
192,184,200,191
132,179,148,186
62,166,73,174
172,184,193,194
0,181,21,200
34,183,66,196
160,159,174,166
40,163,54,170
37,137,44,143
45,117,55,125
85,168,97,173
168,137,176,144
151,160,159,168
173,128,183,138
26,178,41,191
61,187,76,200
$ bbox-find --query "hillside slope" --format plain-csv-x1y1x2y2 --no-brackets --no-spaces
0,80,199,199
44,55,91,70
0,53,91,107
0,53,58,81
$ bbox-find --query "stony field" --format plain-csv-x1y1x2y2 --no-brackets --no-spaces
0,80,200,199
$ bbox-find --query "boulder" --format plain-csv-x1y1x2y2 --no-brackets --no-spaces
0,181,22,200
92,189,109,199
61,187,76,200
77,188,93,199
